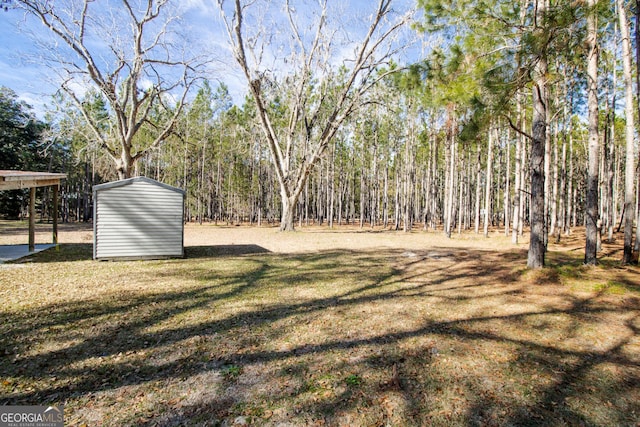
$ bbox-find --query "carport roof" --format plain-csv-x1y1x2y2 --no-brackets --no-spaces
0,170,67,252
0,170,67,191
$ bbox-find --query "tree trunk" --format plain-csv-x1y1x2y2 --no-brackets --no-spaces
618,0,636,263
484,126,494,238
519,122,527,238
446,138,457,237
504,129,511,236
424,150,430,231
527,0,548,269
117,149,135,180
402,139,409,232
558,94,568,243
338,158,344,226
635,0,640,253
457,154,464,235
444,130,452,236
464,150,472,230
512,92,523,244
383,165,389,228
360,160,366,229
328,143,335,228
584,0,600,265
475,145,482,234
543,96,551,249
280,194,296,231
445,108,456,238
304,180,309,227
565,123,574,235
605,48,616,242
372,135,379,228
550,120,559,237
432,132,439,231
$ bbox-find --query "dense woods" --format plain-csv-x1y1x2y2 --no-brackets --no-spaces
2,0,640,265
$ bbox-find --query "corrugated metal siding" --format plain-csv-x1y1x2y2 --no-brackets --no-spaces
95,180,184,259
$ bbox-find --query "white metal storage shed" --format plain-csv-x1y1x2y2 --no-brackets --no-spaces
93,177,185,260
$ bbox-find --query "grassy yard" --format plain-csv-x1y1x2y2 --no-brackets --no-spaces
0,223,639,426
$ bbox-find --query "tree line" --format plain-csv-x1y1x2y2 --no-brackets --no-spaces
2,0,639,267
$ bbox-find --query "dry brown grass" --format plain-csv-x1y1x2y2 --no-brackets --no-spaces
0,221,639,426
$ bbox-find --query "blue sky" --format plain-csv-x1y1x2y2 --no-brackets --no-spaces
0,2,221,116
0,0,420,118
0,8,54,114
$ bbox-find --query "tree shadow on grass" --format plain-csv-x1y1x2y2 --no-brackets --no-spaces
9,243,271,263
8,243,94,263
464,312,640,427
185,244,270,258
0,247,638,426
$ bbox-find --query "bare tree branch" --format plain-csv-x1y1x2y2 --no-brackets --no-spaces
14,0,205,179
215,0,414,230
503,112,534,141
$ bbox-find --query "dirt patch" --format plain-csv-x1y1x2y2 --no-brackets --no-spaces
0,220,525,251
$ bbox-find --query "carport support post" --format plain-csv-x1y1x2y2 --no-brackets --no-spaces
29,187,35,252
53,184,59,244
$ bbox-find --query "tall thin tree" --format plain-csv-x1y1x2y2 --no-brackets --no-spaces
619,0,637,263
528,0,549,268
585,0,600,265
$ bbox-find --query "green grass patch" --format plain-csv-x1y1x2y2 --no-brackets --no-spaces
221,364,243,381
593,281,628,295
343,374,363,387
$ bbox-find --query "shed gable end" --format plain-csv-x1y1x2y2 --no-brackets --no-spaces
94,179,184,259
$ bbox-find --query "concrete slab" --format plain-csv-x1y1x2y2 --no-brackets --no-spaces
0,244,56,263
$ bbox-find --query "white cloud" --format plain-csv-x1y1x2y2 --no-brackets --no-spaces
139,78,154,92
179,0,216,15
62,79,92,99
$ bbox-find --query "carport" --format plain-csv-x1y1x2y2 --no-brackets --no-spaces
0,170,67,258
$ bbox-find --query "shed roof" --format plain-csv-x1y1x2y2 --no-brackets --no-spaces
94,176,185,195
0,170,67,191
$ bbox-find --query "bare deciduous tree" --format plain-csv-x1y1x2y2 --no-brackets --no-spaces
14,0,204,179
216,0,414,231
